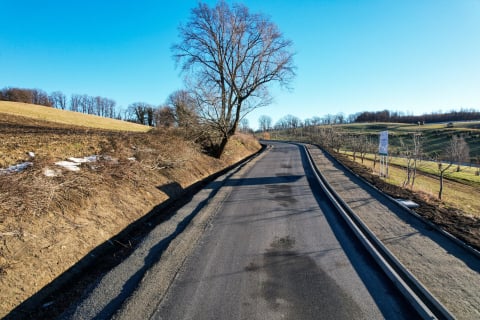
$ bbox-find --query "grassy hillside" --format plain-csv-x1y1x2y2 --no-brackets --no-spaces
0,101,150,132
339,121,480,160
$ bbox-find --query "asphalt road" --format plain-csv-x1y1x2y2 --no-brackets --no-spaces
150,142,415,320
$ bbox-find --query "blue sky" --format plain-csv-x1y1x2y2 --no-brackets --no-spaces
1,0,479,129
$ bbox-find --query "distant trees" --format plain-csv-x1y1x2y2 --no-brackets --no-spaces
0,87,118,119
0,86,201,129
166,90,198,131
155,106,176,128
449,135,470,172
258,115,272,132
50,91,67,110
127,102,156,126
353,109,480,124
69,94,116,118
173,0,295,157
240,118,250,133
0,87,52,107
275,115,302,131
268,108,480,129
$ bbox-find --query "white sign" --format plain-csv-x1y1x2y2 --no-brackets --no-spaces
379,130,388,155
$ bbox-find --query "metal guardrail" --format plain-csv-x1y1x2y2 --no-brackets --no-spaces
302,144,455,320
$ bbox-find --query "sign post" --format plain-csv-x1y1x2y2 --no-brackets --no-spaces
379,130,389,177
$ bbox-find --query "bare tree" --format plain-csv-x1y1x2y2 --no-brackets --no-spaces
437,160,453,200
146,106,155,127
335,112,345,124
155,106,176,127
258,115,272,132
318,126,342,152
240,118,250,133
410,132,423,188
367,136,378,169
128,102,153,125
450,135,470,172
400,137,414,188
358,136,370,164
70,94,82,112
476,156,480,177
347,134,359,161
399,132,423,188
436,135,467,199
50,91,67,110
167,90,198,130
173,1,295,157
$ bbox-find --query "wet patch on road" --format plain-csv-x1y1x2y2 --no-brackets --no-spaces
257,235,363,319
266,184,297,207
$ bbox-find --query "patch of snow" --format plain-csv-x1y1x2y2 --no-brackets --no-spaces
127,157,136,161
55,161,81,172
28,151,35,158
54,155,99,172
43,168,61,177
0,162,33,175
396,199,420,209
68,155,98,163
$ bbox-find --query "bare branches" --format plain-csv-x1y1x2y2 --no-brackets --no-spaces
436,135,470,199
173,0,295,157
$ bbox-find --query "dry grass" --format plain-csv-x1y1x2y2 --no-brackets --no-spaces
0,101,150,132
0,113,261,318
344,155,480,218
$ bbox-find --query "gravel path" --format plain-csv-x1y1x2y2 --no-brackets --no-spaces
308,145,480,319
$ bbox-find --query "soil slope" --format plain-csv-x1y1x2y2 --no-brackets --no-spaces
329,151,480,251
0,113,261,318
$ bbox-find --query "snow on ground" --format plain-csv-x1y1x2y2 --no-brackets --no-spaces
54,161,82,172
0,162,33,175
54,155,98,172
2,155,128,176
67,156,98,163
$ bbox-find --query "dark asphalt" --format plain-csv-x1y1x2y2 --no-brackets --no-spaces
151,142,415,320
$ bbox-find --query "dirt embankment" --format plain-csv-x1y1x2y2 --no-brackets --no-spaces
0,114,261,318
328,151,480,251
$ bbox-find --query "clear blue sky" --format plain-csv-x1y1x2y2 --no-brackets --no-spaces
1,0,480,129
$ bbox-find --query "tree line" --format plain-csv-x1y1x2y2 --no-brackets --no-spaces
257,109,480,133
353,109,480,124
1,87,117,119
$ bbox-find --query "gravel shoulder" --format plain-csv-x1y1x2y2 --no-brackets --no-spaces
307,145,480,319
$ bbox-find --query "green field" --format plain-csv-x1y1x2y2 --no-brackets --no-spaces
337,121,480,162
342,151,480,188
344,155,480,216
0,101,151,132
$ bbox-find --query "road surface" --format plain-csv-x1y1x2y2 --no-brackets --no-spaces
144,142,414,319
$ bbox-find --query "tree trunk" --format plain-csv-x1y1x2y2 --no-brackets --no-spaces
411,159,417,188
438,172,444,199
215,134,230,159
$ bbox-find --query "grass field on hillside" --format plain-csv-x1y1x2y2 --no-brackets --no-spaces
344,155,480,217
341,151,480,187
0,101,151,132
338,121,480,161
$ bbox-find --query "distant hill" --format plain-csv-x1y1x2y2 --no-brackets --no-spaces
0,101,150,132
